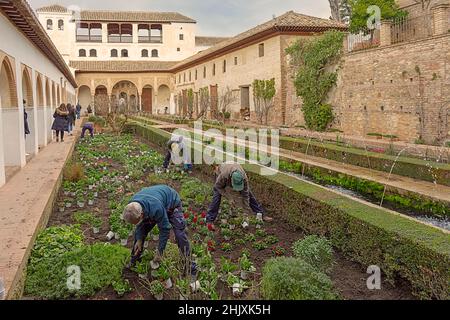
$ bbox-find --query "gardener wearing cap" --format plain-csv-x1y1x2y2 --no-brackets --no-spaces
122,185,197,276
163,135,192,172
206,163,272,231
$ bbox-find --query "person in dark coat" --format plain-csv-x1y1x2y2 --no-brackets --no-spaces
75,102,82,119
23,100,30,138
81,122,94,139
51,103,69,142
87,105,93,115
67,103,76,136
122,185,197,278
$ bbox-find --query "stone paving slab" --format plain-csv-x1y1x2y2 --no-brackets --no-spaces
0,123,82,300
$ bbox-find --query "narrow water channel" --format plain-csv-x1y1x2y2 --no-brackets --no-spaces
283,171,450,231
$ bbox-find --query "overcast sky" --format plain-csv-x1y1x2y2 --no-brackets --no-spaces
28,0,332,37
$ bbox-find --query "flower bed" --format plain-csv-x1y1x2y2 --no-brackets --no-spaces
23,132,417,300
129,122,449,299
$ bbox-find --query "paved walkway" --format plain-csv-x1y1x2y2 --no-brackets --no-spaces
0,123,81,300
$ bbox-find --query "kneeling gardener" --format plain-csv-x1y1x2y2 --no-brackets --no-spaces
206,163,272,231
122,185,196,276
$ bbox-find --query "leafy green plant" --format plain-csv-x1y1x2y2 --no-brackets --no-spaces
220,257,238,274
239,254,256,272
29,225,84,265
25,244,130,299
252,241,269,251
265,235,279,245
73,212,101,228
221,242,233,252
261,257,337,300
149,280,164,296
112,279,132,297
292,235,334,274
286,31,344,131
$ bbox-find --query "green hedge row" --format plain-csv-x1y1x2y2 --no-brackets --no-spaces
246,165,450,300
130,121,450,300
191,122,450,187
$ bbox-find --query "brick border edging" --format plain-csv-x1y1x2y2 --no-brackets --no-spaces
6,120,85,300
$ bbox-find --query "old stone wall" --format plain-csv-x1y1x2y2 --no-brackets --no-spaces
327,33,450,144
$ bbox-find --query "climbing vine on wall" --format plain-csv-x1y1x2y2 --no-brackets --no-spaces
286,30,344,131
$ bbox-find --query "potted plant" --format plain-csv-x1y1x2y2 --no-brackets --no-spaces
106,231,115,241
149,280,164,300
92,217,102,234
158,265,173,289
151,226,160,241
58,203,65,213
239,254,256,280
65,200,72,208
118,228,129,246
221,228,232,241
76,194,85,208
135,261,149,279
176,278,190,300
88,194,95,206
226,274,246,297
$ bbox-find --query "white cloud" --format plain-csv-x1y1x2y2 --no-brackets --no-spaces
28,0,332,36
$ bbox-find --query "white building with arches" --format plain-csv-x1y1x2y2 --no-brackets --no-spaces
0,0,77,187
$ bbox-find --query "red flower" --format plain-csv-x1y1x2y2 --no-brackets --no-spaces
183,213,190,219
201,212,207,218
199,219,205,225
193,216,198,224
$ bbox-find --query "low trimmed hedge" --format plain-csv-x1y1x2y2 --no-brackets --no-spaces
261,257,337,300
189,122,450,187
246,165,450,300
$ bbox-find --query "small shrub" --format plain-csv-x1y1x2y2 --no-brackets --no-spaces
64,163,85,182
292,235,334,274
261,257,337,300
29,225,84,265
25,243,130,299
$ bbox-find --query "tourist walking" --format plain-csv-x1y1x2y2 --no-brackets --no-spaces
75,102,82,119
87,105,93,115
23,100,30,138
51,103,69,142
206,163,272,231
66,104,76,136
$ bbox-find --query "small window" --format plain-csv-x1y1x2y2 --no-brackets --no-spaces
177,47,181,52
151,49,158,57
195,69,198,81
179,34,184,40
179,74,181,83
258,43,265,57
111,49,118,57
234,57,238,65
212,63,216,76
203,66,206,78
223,60,226,73
142,49,149,57
184,73,186,83
58,19,64,30
89,49,97,57
79,49,86,57
189,71,192,82
121,49,128,57
47,19,53,30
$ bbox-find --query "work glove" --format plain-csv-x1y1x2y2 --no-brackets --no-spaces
133,239,143,257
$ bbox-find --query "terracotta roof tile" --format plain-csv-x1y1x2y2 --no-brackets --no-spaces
0,1,77,87
36,4,69,13
195,36,230,47
173,11,347,71
70,60,176,72
80,10,196,23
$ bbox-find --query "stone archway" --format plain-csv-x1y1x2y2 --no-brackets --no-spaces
0,56,19,186
112,80,139,113
156,84,170,114
94,85,109,115
22,68,37,156
77,85,91,114
142,84,153,114
35,74,46,147
22,68,33,107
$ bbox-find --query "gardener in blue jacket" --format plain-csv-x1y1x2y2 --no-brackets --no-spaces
122,185,197,276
